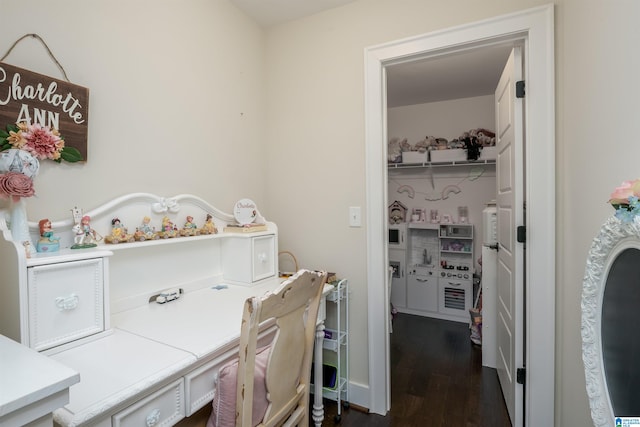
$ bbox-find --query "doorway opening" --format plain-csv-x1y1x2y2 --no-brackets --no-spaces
364,5,554,426
385,41,518,422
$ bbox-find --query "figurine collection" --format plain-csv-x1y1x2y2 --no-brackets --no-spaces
38,209,220,252
99,212,218,245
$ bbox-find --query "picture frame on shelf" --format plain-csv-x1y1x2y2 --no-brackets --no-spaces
411,208,426,222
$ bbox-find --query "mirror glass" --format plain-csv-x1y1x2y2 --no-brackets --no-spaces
602,248,640,416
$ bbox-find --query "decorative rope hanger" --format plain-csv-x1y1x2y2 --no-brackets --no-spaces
1,33,71,82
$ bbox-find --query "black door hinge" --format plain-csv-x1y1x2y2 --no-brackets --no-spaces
517,226,526,243
516,80,525,98
517,368,526,385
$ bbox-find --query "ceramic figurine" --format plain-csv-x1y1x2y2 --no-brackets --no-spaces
157,216,178,238
23,241,32,258
179,215,200,237
201,214,218,235
36,218,60,253
71,215,98,249
105,217,135,244
134,216,159,241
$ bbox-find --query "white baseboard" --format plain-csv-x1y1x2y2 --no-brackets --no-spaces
346,381,371,411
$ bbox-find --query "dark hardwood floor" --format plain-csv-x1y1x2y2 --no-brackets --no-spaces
318,313,512,427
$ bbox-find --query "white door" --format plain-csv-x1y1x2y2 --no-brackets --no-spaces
495,47,525,426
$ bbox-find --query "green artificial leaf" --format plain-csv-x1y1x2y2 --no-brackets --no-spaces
60,146,83,163
6,124,19,133
0,129,9,139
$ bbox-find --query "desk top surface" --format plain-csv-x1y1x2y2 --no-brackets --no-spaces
112,279,283,358
0,334,79,417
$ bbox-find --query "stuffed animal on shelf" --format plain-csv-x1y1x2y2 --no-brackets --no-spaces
467,128,496,146
388,137,410,163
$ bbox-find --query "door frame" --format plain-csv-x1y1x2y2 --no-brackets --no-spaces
364,5,555,426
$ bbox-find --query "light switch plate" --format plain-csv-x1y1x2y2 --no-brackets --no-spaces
349,207,361,227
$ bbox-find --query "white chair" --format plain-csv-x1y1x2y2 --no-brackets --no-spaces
207,269,327,427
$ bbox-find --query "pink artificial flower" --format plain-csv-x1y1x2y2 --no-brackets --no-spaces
21,123,64,161
609,179,640,205
0,172,35,201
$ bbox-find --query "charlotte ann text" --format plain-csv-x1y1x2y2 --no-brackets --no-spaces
0,66,85,125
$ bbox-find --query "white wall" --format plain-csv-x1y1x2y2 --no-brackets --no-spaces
0,0,267,221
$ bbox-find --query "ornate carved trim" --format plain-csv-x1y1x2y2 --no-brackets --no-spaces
582,216,640,427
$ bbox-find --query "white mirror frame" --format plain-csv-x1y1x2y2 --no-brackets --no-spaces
582,216,640,427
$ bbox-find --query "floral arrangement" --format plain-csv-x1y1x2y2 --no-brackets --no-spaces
0,122,82,201
0,122,82,163
609,179,640,222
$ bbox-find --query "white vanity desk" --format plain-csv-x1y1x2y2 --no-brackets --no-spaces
0,193,331,427
0,334,79,427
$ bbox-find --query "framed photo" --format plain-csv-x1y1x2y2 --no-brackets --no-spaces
411,208,426,222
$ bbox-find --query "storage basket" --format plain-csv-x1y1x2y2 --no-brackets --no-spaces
278,251,298,278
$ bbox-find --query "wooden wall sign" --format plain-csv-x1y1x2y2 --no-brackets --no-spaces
0,61,89,160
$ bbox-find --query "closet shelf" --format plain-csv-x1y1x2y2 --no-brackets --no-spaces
388,159,496,169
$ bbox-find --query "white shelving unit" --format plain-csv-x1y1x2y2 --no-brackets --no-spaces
320,279,349,422
388,159,496,170
438,224,474,321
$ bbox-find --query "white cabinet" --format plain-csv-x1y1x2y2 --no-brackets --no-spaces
437,224,474,321
27,257,108,352
388,223,407,250
407,273,438,313
438,224,474,277
0,249,113,353
222,235,277,284
392,222,474,322
406,223,439,313
438,277,472,318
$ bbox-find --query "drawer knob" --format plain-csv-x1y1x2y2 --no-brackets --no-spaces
258,252,267,263
146,408,161,426
55,294,79,311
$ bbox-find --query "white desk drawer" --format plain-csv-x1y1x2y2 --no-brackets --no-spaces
28,258,105,351
252,235,276,281
113,378,185,427
222,235,276,284
184,354,234,416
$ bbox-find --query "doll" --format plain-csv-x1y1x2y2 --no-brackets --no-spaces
36,218,60,252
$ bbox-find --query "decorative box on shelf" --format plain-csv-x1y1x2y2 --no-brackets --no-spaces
401,151,428,164
430,148,466,163
479,146,497,160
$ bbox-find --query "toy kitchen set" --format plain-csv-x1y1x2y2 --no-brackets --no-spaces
389,202,476,323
